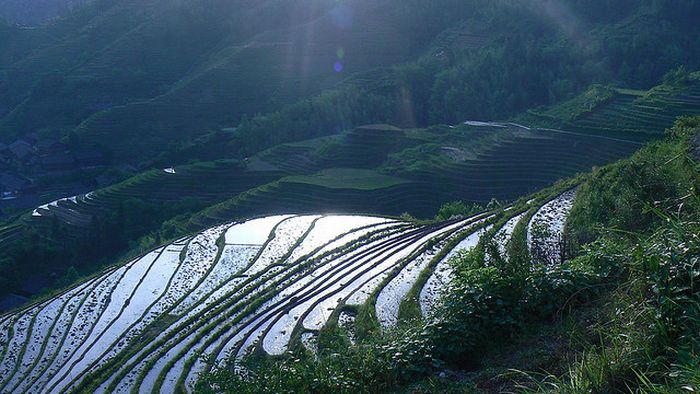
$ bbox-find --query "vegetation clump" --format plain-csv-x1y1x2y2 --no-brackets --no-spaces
434,201,482,221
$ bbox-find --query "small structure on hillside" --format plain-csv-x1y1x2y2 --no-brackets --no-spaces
0,171,37,198
8,140,38,165
36,138,68,155
41,151,77,172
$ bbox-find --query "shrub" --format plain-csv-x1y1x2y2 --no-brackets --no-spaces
435,201,482,221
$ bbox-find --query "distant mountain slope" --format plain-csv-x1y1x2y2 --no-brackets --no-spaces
0,0,91,25
0,0,698,164
0,0,446,160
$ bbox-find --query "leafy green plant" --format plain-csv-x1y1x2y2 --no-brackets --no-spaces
435,201,483,221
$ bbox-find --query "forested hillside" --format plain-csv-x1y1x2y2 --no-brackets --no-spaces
0,0,91,26
0,0,698,164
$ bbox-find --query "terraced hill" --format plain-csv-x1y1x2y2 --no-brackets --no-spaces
0,184,577,393
27,120,639,233
183,124,637,226
30,160,282,229
181,77,700,227
2,77,693,312
520,75,700,140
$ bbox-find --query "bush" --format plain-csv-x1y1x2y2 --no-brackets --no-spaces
435,201,482,221
566,116,700,249
523,117,700,392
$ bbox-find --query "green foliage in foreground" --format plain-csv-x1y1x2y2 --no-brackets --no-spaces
565,115,700,248
519,210,700,393
196,117,700,393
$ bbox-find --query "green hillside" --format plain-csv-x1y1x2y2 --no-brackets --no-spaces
2,117,696,393
196,116,700,394
0,1,699,391
0,75,697,307
0,1,699,164
520,72,700,140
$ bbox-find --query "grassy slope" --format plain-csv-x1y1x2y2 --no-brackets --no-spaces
519,74,700,140
283,169,408,191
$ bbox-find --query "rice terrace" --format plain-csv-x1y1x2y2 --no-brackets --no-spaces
0,189,574,393
1,1,700,393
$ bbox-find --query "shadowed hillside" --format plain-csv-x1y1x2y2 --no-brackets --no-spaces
0,76,696,311
0,0,698,164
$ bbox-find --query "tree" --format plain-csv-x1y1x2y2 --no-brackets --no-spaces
56,266,80,288
663,66,690,88
435,201,482,221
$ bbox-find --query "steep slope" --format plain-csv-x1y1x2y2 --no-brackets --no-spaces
1,0,699,164
0,0,92,25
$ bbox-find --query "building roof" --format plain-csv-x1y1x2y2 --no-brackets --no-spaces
8,140,37,160
36,138,67,153
41,151,76,167
0,172,32,190
0,294,29,313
